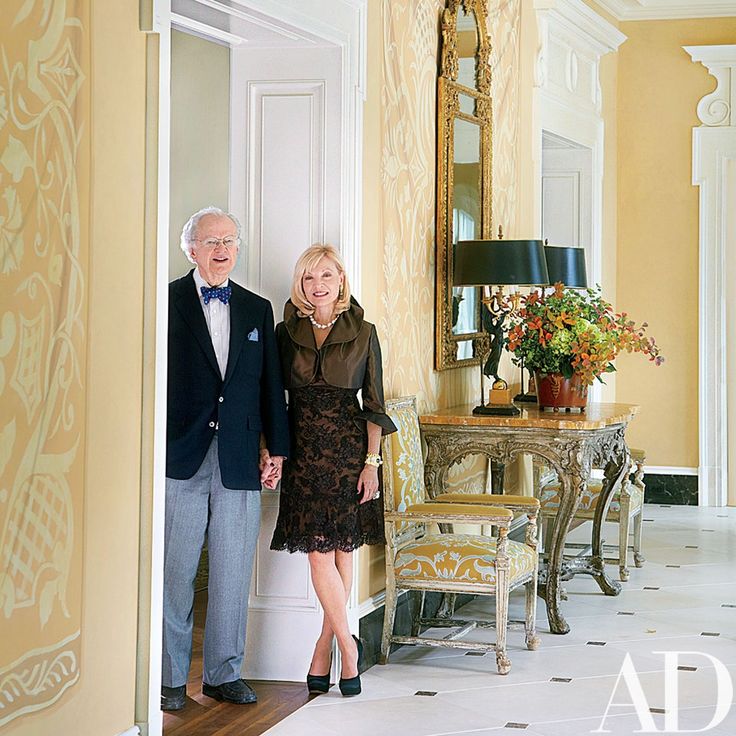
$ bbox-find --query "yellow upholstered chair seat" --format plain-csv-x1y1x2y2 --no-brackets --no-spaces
540,482,603,513
435,493,540,512
394,534,536,586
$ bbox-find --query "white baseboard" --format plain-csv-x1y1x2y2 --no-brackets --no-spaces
644,466,698,476
357,590,387,619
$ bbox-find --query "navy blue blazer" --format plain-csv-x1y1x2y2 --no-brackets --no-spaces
167,270,289,489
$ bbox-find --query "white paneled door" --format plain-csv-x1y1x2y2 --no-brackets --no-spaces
230,43,343,681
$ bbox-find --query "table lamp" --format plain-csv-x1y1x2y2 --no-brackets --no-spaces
454,234,549,415
544,243,588,288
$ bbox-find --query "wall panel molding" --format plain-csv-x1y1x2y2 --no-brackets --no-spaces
686,44,736,507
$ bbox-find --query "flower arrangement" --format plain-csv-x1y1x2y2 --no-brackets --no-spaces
505,283,664,387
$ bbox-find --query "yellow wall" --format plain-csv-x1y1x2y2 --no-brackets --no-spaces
361,0,524,598
170,30,230,278
2,0,146,733
615,18,736,468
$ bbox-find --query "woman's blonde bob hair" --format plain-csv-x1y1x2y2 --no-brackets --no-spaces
291,244,352,317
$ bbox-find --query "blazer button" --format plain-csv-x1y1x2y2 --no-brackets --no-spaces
209,421,215,428
219,396,224,403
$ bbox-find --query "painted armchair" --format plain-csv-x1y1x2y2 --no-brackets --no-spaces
380,397,541,675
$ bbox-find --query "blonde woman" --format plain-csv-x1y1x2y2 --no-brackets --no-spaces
270,244,396,697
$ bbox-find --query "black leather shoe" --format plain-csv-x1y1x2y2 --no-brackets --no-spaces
161,685,186,711
202,678,257,704
339,635,363,697
307,656,333,694
307,671,331,694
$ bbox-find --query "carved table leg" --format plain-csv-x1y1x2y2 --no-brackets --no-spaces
556,444,628,596
587,446,629,596
539,455,588,634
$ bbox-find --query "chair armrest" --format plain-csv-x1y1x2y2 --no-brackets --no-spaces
434,492,540,514
385,502,513,526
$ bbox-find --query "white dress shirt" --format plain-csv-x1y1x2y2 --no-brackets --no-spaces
193,269,230,379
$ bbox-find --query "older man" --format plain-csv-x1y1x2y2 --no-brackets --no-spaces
162,207,289,711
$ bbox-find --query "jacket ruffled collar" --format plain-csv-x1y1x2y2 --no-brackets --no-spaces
282,297,365,349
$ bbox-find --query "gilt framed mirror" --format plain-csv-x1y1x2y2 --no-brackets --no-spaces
435,0,492,370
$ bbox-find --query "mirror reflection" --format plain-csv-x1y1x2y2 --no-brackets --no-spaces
457,9,478,90
452,117,481,337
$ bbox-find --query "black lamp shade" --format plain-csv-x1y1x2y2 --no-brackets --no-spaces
454,239,549,286
544,245,588,288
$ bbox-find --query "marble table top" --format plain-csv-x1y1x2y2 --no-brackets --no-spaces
419,402,639,431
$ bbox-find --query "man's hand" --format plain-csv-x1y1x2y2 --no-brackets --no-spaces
259,449,284,489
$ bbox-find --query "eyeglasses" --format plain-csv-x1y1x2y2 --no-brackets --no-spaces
195,236,240,249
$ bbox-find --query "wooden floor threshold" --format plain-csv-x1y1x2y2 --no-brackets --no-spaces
164,590,310,735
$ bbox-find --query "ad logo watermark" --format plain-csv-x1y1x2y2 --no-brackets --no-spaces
594,652,733,733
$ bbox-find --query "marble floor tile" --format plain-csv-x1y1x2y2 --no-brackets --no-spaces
264,504,736,736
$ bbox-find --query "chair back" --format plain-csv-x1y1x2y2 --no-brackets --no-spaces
382,397,427,541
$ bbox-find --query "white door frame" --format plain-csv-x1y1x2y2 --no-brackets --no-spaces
139,0,367,732
685,44,736,507
533,0,626,405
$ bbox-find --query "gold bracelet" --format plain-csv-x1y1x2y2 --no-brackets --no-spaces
365,452,383,467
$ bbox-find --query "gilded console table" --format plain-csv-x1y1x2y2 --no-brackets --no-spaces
419,403,639,635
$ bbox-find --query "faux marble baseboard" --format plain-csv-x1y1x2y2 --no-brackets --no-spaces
643,473,698,506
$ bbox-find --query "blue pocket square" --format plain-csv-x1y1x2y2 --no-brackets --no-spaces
247,328,259,342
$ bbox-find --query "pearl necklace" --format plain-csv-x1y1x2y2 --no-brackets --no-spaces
309,313,338,330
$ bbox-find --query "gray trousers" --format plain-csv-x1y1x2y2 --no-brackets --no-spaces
162,437,261,687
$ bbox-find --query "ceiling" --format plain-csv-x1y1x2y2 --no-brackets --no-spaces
593,0,736,20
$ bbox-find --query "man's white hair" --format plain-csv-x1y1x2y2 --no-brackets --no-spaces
180,206,242,264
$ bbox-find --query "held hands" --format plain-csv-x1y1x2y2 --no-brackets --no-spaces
357,464,380,504
259,448,284,490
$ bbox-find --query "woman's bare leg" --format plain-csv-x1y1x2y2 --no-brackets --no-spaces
308,550,358,678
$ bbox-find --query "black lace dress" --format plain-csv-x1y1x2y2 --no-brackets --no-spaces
270,371,385,553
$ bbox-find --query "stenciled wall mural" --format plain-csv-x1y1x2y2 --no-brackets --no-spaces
379,0,520,490
0,0,89,727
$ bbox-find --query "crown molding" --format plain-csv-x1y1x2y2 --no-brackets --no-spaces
593,0,736,21
535,0,627,57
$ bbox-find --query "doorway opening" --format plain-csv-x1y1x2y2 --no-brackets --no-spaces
145,1,367,733
540,130,600,404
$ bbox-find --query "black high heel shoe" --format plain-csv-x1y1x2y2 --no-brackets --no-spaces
339,635,363,697
306,657,332,694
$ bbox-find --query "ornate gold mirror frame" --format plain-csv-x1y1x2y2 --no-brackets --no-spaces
435,0,493,370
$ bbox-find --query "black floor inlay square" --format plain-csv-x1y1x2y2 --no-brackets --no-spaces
617,611,635,616
701,529,715,532
678,666,697,672
587,641,606,646
701,632,720,637
660,505,672,508
685,545,699,549
643,586,660,590
650,708,666,714
666,564,680,568
550,677,572,683
644,518,655,522
415,691,437,696
722,604,736,608
504,723,529,730
465,651,486,656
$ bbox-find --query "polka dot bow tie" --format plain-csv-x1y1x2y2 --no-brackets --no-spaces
200,285,232,305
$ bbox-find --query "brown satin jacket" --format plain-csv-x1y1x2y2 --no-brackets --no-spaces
276,299,397,435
